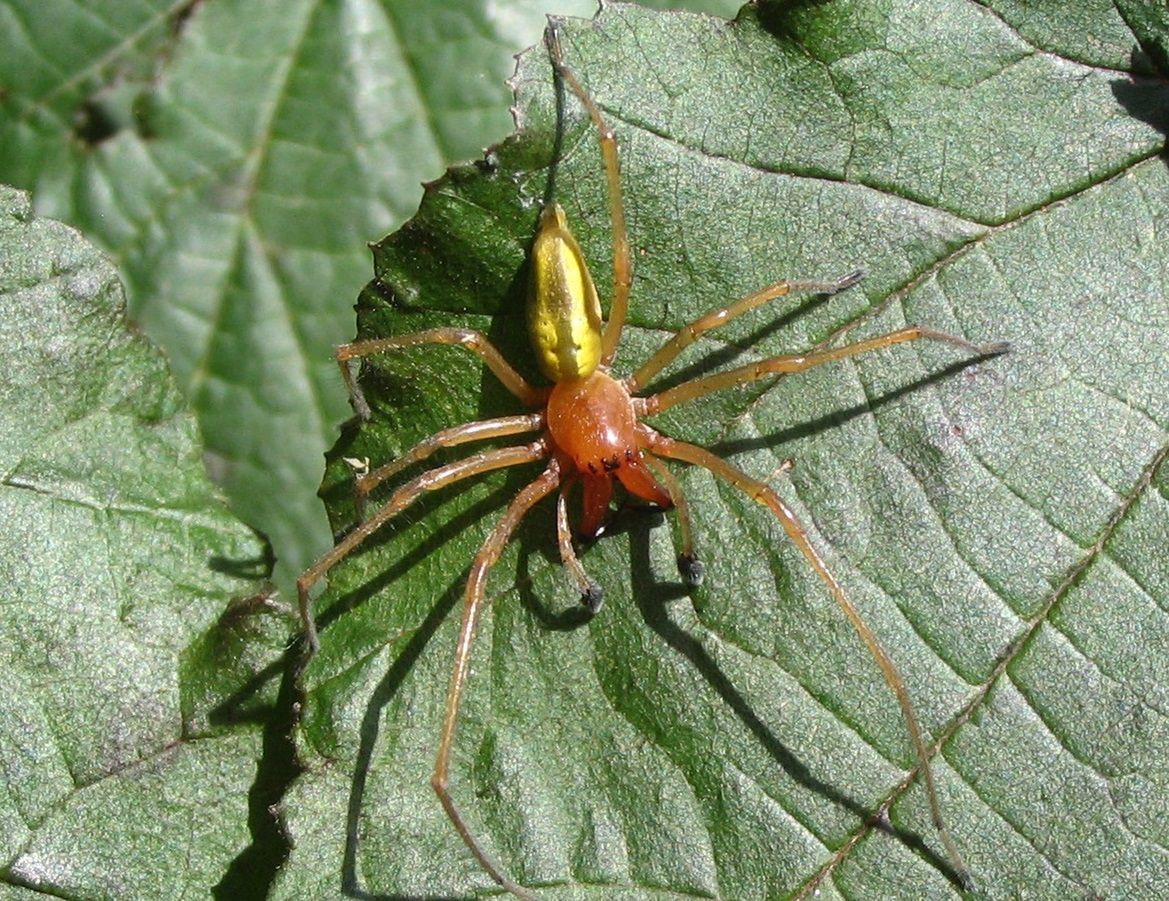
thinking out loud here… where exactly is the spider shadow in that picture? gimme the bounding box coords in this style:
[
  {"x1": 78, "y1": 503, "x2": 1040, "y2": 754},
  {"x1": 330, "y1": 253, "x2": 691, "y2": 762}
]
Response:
[
  {"x1": 598, "y1": 509, "x2": 963, "y2": 887},
  {"x1": 1110, "y1": 44, "x2": 1169, "y2": 170},
  {"x1": 208, "y1": 607, "x2": 304, "y2": 899},
  {"x1": 324, "y1": 349, "x2": 989, "y2": 897},
  {"x1": 711, "y1": 353, "x2": 1001, "y2": 458},
  {"x1": 312, "y1": 466, "x2": 504, "y2": 635},
  {"x1": 338, "y1": 577, "x2": 467, "y2": 901},
  {"x1": 512, "y1": 499, "x2": 599, "y2": 634},
  {"x1": 322, "y1": 262, "x2": 545, "y2": 899},
  {"x1": 319, "y1": 306, "x2": 995, "y2": 899},
  {"x1": 506, "y1": 487, "x2": 965, "y2": 889},
  {"x1": 333, "y1": 445, "x2": 619, "y2": 901}
]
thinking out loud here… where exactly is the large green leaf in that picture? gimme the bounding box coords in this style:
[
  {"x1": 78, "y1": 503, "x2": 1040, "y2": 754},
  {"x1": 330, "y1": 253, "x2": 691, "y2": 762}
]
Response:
[
  {"x1": 0, "y1": 0, "x2": 741, "y2": 593},
  {"x1": 0, "y1": 185, "x2": 283, "y2": 897},
  {"x1": 278, "y1": 2, "x2": 1169, "y2": 898}
]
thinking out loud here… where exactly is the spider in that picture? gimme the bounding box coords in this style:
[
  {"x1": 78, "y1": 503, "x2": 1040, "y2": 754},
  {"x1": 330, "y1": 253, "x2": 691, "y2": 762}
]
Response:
[{"x1": 297, "y1": 20, "x2": 1006, "y2": 900}]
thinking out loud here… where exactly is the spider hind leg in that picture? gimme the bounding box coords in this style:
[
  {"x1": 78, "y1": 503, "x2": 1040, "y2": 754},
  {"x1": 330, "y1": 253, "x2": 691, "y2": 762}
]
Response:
[
  {"x1": 641, "y1": 425, "x2": 971, "y2": 884},
  {"x1": 431, "y1": 463, "x2": 562, "y2": 901}
]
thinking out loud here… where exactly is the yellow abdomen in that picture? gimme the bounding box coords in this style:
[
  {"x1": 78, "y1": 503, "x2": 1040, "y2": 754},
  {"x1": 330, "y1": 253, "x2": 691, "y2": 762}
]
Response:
[{"x1": 527, "y1": 203, "x2": 603, "y2": 382}]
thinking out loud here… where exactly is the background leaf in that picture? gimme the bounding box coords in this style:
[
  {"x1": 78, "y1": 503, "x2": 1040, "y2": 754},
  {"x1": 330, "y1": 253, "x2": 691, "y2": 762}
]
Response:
[
  {"x1": 0, "y1": 0, "x2": 741, "y2": 593},
  {"x1": 0, "y1": 185, "x2": 281, "y2": 898},
  {"x1": 279, "y1": 2, "x2": 1169, "y2": 899}
]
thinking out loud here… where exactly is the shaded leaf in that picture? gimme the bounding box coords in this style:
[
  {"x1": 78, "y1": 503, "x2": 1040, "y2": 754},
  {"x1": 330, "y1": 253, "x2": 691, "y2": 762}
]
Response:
[{"x1": 0, "y1": 0, "x2": 742, "y2": 595}]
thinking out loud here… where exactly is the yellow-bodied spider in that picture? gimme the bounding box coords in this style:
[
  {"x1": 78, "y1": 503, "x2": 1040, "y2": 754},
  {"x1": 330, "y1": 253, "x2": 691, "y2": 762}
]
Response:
[{"x1": 298, "y1": 20, "x2": 1006, "y2": 899}]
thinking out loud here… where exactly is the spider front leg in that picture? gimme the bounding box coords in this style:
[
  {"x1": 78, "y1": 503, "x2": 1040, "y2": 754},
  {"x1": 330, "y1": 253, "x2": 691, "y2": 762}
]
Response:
[
  {"x1": 629, "y1": 269, "x2": 865, "y2": 392},
  {"x1": 297, "y1": 441, "x2": 547, "y2": 652},
  {"x1": 640, "y1": 425, "x2": 971, "y2": 886},
  {"x1": 644, "y1": 455, "x2": 704, "y2": 586},
  {"x1": 432, "y1": 461, "x2": 562, "y2": 901},
  {"x1": 336, "y1": 327, "x2": 547, "y2": 421},
  {"x1": 546, "y1": 21, "x2": 631, "y2": 364},
  {"x1": 643, "y1": 324, "x2": 1010, "y2": 415}
]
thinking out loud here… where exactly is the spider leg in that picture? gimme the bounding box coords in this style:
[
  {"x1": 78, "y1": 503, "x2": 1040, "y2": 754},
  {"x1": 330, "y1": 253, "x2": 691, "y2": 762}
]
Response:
[
  {"x1": 643, "y1": 454, "x2": 703, "y2": 586},
  {"x1": 545, "y1": 22, "x2": 631, "y2": 365},
  {"x1": 629, "y1": 269, "x2": 864, "y2": 391},
  {"x1": 640, "y1": 424, "x2": 970, "y2": 885},
  {"x1": 336, "y1": 328, "x2": 548, "y2": 420},
  {"x1": 643, "y1": 325, "x2": 1009, "y2": 416},
  {"x1": 297, "y1": 440, "x2": 548, "y2": 653},
  {"x1": 432, "y1": 460, "x2": 562, "y2": 901},
  {"x1": 353, "y1": 413, "x2": 545, "y2": 520},
  {"x1": 556, "y1": 477, "x2": 604, "y2": 613}
]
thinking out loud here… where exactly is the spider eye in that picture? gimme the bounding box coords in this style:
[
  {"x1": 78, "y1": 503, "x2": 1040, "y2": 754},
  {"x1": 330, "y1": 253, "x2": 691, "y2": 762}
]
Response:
[{"x1": 527, "y1": 203, "x2": 604, "y2": 382}]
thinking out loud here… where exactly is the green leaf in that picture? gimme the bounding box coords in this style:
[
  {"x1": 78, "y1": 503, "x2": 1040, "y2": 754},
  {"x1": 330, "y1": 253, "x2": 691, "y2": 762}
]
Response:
[
  {"x1": 0, "y1": 0, "x2": 742, "y2": 596},
  {"x1": 278, "y1": 2, "x2": 1169, "y2": 898},
  {"x1": 0, "y1": 185, "x2": 280, "y2": 897}
]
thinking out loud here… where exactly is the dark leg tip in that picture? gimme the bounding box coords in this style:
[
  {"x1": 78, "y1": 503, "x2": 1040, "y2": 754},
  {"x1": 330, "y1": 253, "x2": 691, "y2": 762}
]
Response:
[
  {"x1": 581, "y1": 582, "x2": 604, "y2": 615},
  {"x1": 576, "y1": 524, "x2": 603, "y2": 544},
  {"x1": 833, "y1": 268, "x2": 866, "y2": 293},
  {"x1": 544, "y1": 18, "x2": 564, "y2": 61},
  {"x1": 678, "y1": 554, "x2": 705, "y2": 587}
]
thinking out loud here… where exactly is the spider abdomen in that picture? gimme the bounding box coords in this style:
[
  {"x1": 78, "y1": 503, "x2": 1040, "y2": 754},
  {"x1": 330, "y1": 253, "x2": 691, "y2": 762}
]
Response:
[{"x1": 527, "y1": 203, "x2": 604, "y2": 383}]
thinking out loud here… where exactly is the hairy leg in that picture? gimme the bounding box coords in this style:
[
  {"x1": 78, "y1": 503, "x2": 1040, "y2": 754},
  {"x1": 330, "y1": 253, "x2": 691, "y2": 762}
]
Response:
[
  {"x1": 298, "y1": 441, "x2": 547, "y2": 652},
  {"x1": 352, "y1": 413, "x2": 544, "y2": 519},
  {"x1": 641, "y1": 424, "x2": 970, "y2": 885},
  {"x1": 336, "y1": 328, "x2": 547, "y2": 420},
  {"x1": 630, "y1": 270, "x2": 864, "y2": 391},
  {"x1": 545, "y1": 21, "x2": 631, "y2": 365},
  {"x1": 642, "y1": 325, "x2": 1008, "y2": 415},
  {"x1": 431, "y1": 463, "x2": 561, "y2": 901}
]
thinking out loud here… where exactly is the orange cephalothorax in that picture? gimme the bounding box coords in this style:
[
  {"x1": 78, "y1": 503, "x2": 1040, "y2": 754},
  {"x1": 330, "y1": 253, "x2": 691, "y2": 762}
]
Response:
[{"x1": 545, "y1": 370, "x2": 670, "y2": 535}]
